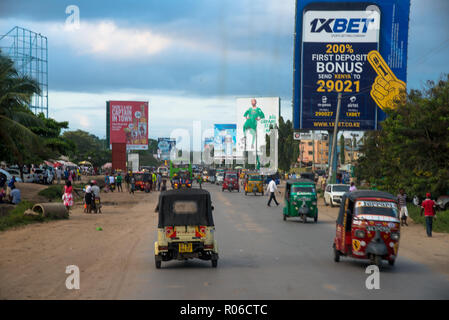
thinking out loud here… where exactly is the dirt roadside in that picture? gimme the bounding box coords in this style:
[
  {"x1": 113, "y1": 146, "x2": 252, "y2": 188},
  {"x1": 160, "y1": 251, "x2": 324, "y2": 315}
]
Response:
[
  {"x1": 317, "y1": 201, "x2": 449, "y2": 279},
  {"x1": 0, "y1": 187, "x2": 159, "y2": 299}
]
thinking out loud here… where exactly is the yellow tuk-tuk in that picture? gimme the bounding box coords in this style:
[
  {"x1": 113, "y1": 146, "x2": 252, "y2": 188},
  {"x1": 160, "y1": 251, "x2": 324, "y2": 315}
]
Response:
[
  {"x1": 244, "y1": 173, "x2": 264, "y2": 196},
  {"x1": 154, "y1": 189, "x2": 219, "y2": 268}
]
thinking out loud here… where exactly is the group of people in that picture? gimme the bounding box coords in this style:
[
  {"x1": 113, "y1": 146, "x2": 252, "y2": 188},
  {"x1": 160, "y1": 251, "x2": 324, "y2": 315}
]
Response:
[
  {"x1": 104, "y1": 173, "x2": 123, "y2": 192},
  {"x1": 0, "y1": 176, "x2": 21, "y2": 205},
  {"x1": 396, "y1": 189, "x2": 438, "y2": 237}
]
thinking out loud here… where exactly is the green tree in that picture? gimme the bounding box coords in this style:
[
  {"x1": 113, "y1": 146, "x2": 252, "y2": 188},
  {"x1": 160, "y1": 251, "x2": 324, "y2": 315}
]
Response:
[
  {"x1": 0, "y1": 53, "x2": 44, "y2": 178},
  {"x1": 63, "y1": 130, "x2": 111, "y2": 167},
  {"x1": 356, "y1": 75, "x2": 449, "y2": 197}
]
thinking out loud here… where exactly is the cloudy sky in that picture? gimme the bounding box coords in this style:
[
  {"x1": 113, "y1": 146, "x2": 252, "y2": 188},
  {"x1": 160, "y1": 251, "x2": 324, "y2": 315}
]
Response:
[{"x1": 0, "y1": 0, "x2": 448, "y2": 140}]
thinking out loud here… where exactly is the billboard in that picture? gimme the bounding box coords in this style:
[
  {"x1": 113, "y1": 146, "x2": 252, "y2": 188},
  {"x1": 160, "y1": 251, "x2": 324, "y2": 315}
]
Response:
[
  {"x1": 204, "y1": 137, "x2": 214, "y2": 151},
  {"x1": 293, "y1": 0, "x2": 410, "y2": 130},
  {"x1": 214, "y1": 124, "x2": 237, "y2": 158},
  {"x1": 108, "y1": 101, "x2": 149, "y2": 150},
  {"x1": 157, "y1": 138, "x2": 176, "y2": 161},
  {"x1": 236, "y1": 97, "x2": 280, "y2": 156}
]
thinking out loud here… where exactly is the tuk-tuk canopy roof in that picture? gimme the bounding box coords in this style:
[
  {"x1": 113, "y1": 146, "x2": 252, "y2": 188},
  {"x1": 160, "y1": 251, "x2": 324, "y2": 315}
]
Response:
[
  {"x1": 286, "y1": 179, "x2": 315, "y2": 185},
  {"x1": 345, "y1": 190, "x2": 396, "y2": 201},
  {"x1": 157, "y1": 189, "x2": 214, "y2": 228},
  {"x1": 337, "y1": 190, "x2": 396, "y2": 226}
]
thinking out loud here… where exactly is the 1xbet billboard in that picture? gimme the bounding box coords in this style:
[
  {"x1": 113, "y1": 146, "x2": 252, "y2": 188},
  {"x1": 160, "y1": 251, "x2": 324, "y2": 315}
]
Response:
[{"x1": 293, "y1": 0, "x2": 410, "y2": 130}]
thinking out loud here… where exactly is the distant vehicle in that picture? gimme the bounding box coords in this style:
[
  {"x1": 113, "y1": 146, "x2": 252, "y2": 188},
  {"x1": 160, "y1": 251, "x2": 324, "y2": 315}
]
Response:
[
  {"x1": 264, "y1": 173, "x2": 280, "y2": 185},
  {"x1": 216, "y1": 172, "x2": 224, "y2": 185},
  {"x1": 324, "y1": 184, "x2": 350, "y2": 207},
  {"x1": 4, "y1": 168, "x2": 24, "y2": 182},
  {"x1": 222, "y1": 171, "x2": 239, "y2": 192},
  {"x1": 436, "y1": 195, "x2": 449, "y2": 211},
  {"x1": 300, "y1": 172, "x2": 315, "y2": 181},
  {"x1": 157, "y1": 166, "x2": 169, "y2": 177},
  {"x1": 0, "y1": 169, "x2": 16, "y2": 185}
]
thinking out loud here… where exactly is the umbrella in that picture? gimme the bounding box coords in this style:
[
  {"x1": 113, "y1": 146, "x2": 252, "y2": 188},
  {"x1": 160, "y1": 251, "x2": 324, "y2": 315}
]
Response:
[
  {"x1": 79, "y1": 161, "x2": 92, "y2": 166},
  {"x1": 102, "y1": 162, "x2": 112, "y2": 169},
  {"x1": 234, "y1": 166, "x2": 243, "y2": 169},
  {"x1": 44, "y1": 160, "x2": 54, "y2": 167}
]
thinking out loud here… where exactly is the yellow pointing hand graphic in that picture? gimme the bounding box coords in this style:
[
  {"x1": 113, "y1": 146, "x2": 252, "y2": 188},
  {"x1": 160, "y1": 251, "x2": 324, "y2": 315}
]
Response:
[{"x1": 368, "y1": 50, "x2": 406, "y2": 110}]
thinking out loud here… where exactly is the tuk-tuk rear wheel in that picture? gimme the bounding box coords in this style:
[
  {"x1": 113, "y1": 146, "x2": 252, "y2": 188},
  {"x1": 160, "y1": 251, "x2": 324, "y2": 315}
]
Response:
[
  {"x1": 283, "y1": 215, "x2": 286, "y2": 221},
  {"x1": 302, "y1": 215, "x2": 307, "y2": 223},
  {"x1": 333, "y1": 247, "x2": 340, "y2": 262},
  {"x1": 314, "y1": 215, "x2": 318, "y2": 223},
  {"x1": 211, "y1": 259, "x2": 218, "y2": 268},
  {"x1": 388, "y1": 259, "x2": 395, "y2": 266},
  {"x1": 155, "y1": 257, "x2": 162, "y2": 269}
]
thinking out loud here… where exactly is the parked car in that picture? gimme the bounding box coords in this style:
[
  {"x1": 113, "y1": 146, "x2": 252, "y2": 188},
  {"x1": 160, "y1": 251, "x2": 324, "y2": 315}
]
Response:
[
  {"x1": 0, "y1": 169, "x2": 14, "y2": 186},
  {"x1": 5, "y1": 168, "x2": 27, "y2": 182},
  {"x1": 436, "y1": 195, "x2": 449, "y2": 211},
  {"x1": 324, "y1": 184, "x2": 350, "y2": 207}
]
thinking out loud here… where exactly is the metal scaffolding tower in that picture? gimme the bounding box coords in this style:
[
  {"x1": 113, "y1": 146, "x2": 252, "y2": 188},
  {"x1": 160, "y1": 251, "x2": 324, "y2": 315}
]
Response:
[{"x1": 0, "y1": 26, "x2": 48, "y2": 117}]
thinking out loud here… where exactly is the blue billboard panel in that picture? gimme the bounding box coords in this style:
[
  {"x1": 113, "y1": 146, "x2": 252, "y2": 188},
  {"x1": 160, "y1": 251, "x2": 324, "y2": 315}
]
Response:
[
  {"x1": 157, "y1": 138, "x2": 176, "y2": 160},
  {"x1": 214, "y1": 124, "x2": 237, "y2": 157},
  {"x1": 293, "y1": 0, "x2": 410, "y2": 130}
]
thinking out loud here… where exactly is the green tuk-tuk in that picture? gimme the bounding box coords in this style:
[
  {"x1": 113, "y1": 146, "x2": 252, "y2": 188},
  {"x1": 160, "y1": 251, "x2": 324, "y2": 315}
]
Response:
[{"x1": 283, "y1": 179, "x2": 318, "y2": 223}]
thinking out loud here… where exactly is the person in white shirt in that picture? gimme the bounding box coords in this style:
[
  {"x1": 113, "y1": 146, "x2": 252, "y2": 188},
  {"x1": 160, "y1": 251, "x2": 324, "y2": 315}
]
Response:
[
  {"x1": 266, "y1": 178, "x2": 281, "y2": 207},
  {"x1": 84, "y1": 184, "x2": 93, "y2": 213},
  {"x1": 109, "y1": 175, "x2": 115, "y2": 192}
]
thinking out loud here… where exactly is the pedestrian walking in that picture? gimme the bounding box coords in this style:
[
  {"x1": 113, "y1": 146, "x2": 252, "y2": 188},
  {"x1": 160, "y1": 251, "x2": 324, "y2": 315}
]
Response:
[
  {"x1": 84, "y1": 183, "x2": 93, "y2": 213},
  {"x1": 349, "y1": 182, "x2": 357, "y2": 192},
  {"x1": 56, "y1": 167, "x2": 62, "y2": 184},
  {"x1": 130, "y1": 175, "x2": 136, "y2": 194},
  {"x1": 266, "y1": 178, "x2": 280, "y2": 207},
  {"x1": 152, "y1": 172, "x2": 157, "y2": 191},
  {"x1": 62, "y1": 180, "x2": 74, "y2": 213},
  {"x1": 116, "y1": 173, "x2": 123, "y2": 192},
  {"x1": 421, "y1": 192, "x2": 437, "y2": 237},
  {"x1": 157, "y1": 173, "x2": 162, "y2": 191},
  {"x1": 397, "y1": 189, "x2": 408, "y2": 226},
  {"x1": 125, "y1": 172, "x2": 130, "y2": 192},
  {"x1": 161, "y1": 179, "x2": 167, "y2": 192}
]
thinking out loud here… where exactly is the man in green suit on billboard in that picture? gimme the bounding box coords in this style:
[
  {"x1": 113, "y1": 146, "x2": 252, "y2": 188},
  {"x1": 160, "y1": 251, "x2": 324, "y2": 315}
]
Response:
[{"x1": 243, "y1": 98, "x2": 265, "y2": 150}]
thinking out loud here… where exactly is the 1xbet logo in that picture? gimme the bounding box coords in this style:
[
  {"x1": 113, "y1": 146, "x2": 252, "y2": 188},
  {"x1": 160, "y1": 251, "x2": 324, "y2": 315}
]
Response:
[{"x1": 310, "y1": 18, "x2": 375, "y2": 33}]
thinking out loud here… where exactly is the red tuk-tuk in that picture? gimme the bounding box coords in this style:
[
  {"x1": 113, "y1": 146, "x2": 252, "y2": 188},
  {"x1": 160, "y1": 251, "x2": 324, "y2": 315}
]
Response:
[
  {"x1": 333, "y1": 190, "x2": 401, "y2": 268},
  {"x1": 222, "y1": 171, "x2": 239, "y2": 192}
]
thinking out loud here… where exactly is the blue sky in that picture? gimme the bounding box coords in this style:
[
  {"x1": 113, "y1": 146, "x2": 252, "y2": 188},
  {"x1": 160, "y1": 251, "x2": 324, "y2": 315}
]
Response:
[{"x1": 0, "y1": 0, "x2": 448, "y2": 140}]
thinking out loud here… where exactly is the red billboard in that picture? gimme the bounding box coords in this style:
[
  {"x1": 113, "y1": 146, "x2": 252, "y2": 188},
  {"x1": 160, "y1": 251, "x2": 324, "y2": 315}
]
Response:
[{"x1": 109, "y1": 101, "x2": 148, "y2": 150}]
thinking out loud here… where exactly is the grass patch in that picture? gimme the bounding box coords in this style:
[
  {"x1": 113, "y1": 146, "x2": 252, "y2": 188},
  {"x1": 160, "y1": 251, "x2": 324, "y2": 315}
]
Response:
[
  {"x1": 0, "y1": 200, "x2": 43, "y2": 231},
  {"x1": 38, "y1": 185, "x2": 63, "y2": 201},
  {"x1": 407, "y1": 204, "x2": 449, "y2": 233}
]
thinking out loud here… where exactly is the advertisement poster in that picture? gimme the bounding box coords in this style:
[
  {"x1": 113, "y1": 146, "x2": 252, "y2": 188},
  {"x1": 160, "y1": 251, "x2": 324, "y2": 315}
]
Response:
[
  {"x1": 236, "y1": 97, "x2": 280, "y2": 156},
  {"x1": 109, "y1": 101, "x2": 149, "y2": 150},
  {"x1": 293, "y1": 0, "x2": 411, "y2": 130},
  {"x1": 157, "y1": 138, "x2": 176, "y2": 160},
  {"x1": 214, "y1": 124, "x2": 237, "y2": 159}
]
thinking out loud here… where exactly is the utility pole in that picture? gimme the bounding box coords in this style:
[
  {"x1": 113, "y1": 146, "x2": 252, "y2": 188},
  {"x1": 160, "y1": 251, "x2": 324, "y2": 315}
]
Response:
[
  {"x1": 328, "y1": 92, "x2": 342, "y2": 184},
  {"x1": 312, "y1": 131, "x2": 315, "y2": 172}
]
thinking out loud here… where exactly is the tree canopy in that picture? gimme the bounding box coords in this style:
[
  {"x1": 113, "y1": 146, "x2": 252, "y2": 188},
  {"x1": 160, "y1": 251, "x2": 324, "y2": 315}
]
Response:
[{"x1": 355, "y1": 75, "x2": 449, "y2": 198}]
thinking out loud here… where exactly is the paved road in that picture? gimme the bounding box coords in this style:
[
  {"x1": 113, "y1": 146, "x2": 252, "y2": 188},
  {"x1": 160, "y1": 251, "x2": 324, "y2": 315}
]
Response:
[{"x1": 117, "y1": 184, "x2": 449, "y2": 299}]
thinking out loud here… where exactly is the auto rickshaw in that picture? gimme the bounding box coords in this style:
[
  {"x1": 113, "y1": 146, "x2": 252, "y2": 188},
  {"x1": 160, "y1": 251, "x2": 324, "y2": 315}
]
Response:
[
  {"x1": 154, "y1": 189, "x2": 219, "y2": 268},
  {"x1": 222, "y1": 171, "x2": 239, "y2": 192},
  {"x1": 333, "y1": 190, "x2": 401, "y2": 268},
  {"x1": 244, "y1": 173, "x2": 263, "y2": 196},
  {"x1": 283, "y1": 179, "x2": 318, "y2": 223}
]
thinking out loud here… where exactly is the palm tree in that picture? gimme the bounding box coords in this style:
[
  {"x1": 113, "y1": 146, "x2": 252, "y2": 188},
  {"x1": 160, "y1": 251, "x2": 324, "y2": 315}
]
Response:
[{"x1": 0, "y1": 52, "x2": 43, "y2": 179}]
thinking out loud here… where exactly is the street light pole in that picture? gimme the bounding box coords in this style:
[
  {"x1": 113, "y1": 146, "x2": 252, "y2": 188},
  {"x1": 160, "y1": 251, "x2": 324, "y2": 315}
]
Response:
[{"x1": 328, "y1": 92, "x2": 342, "y2": 184}]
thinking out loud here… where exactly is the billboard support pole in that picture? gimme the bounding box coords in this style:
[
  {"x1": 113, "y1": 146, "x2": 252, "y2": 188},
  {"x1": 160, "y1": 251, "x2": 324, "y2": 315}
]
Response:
[{"x1": 328, "y1": 92, "x2": 342, "y2": 185}]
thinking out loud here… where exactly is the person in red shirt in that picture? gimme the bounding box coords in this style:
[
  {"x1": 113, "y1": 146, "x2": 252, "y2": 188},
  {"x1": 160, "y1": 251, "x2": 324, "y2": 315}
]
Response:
[{"x1": 421, "y1": 193, "x2": 437, "y2": 237}]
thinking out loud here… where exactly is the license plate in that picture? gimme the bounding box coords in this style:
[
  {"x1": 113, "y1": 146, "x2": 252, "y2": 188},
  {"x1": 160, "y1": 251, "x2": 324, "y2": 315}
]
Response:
[
  {"x1": 95, "y1": 199, "x2": 100, "y2": 204},
  {"x1": 179, "y1": 243, "x2": 193, "y2": 253}
]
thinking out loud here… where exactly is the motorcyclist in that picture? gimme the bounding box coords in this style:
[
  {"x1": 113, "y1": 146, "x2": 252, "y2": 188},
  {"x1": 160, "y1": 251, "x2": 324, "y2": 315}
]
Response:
[{"x1": 91, "y1": 180, "x2": 101, "y2": 213}]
